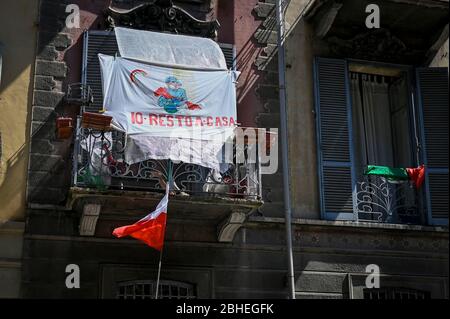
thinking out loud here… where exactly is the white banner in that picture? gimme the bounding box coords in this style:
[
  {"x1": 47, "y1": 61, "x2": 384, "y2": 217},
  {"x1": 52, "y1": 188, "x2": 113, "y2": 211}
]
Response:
[
  {"x1": 100, "y1": 54, "x2": 239, "y2": 142},
  {"x1": 114, "y1": 27, "x2": 228, "y2": 70}
]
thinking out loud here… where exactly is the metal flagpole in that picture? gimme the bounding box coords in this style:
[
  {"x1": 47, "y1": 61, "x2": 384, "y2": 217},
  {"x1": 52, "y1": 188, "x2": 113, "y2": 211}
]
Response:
[
  {"x1": 155, "y1": 159, "x2": 172, "y2": 299},
  {"x1": 155, "y1": 244, "x2": 164, "y2": 299},
  {"x1": 276, "y1": 0, "x2": 296, "y2": 299}
]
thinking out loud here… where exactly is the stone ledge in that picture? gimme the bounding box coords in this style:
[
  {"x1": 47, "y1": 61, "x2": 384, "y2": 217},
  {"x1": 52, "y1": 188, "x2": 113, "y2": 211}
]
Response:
[
  {"x1": 0, "y1": 221, "x2": 25, "y2": 234},
  {"x1": 68, "y1": 187, "x2": 263, "y2": 211},
  {"x1": 0, "y1": 259, "x2": 22, "y2": 269},
  {"x1": 247, "y1": 216, "x2": 449, "y2": 233}
]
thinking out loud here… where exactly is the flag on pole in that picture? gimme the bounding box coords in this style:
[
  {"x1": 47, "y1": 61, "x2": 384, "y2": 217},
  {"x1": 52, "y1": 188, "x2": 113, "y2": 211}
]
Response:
[{"x1": 112, "y1": 188, "x2": 169, "y2": 251}]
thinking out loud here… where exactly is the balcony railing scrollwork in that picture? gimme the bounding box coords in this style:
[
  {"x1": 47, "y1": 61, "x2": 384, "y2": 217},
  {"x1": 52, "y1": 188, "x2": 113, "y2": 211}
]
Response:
[
  {"x1": 356, "y1": 175, "x2": 421, "y2": 224},
  {"x1": 72, "y1": 117, "x2": 263, "y2": 201}
]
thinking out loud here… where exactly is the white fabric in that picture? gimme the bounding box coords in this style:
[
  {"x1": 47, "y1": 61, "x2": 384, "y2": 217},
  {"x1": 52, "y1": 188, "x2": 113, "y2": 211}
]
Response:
[
  {"x1": 125, "y1": 135, "x2": 231, "y2": 172},
  {"x1": 141, "y1": 187, "x2": 169, "y2": 222},
  {"x1": 100, "y1": 54, "x2": 238, "y2": 142},
  {"x1": 389, "y1": 77, "x2": 413, "y2": 167},
  {"x1": 361, "y1": 75, "x2": 394, "y2": 168},
  {"x1": 115, "y1": 27, "x2": 228, "y2": 70},
  {"x1": 80, "y1": 132, "x2": 112, "y2": 185},
  {"x1": 351, "y1": 73, "x2": 397, "y2": 176}
]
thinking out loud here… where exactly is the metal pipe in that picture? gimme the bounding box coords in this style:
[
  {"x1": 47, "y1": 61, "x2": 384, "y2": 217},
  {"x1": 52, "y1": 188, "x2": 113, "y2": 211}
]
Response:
[{"x1": 276, "y1": 0, "x2": 296, "y2": 300}]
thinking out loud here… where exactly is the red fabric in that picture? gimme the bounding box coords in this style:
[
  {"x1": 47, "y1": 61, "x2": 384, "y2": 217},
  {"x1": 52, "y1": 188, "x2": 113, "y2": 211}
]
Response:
[
  {"x1": 154, "y1": 87, "x2": 173, "y2": 99},
  {"x1": 406, "y1": 165, "x2": 426, "y2": 189},
  {"x1": 130, "y1": 69, "x2": 147, "y2": 83},
  {"x1": 186, "y1": 101, "x2": 202, "y2": 110},
  {"x1": 113, "y1": 211, "x2": 167, "y2": 251}
]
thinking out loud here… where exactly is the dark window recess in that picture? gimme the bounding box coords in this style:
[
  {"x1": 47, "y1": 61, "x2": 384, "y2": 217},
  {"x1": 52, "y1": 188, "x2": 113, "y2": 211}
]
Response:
[
  {"x1": 82, "y1": 31, "x2": 235, "y2": 113},
  {"x1": 116, "y1": 280, "x2": 196, "y2": 299},
  {"x1": 363, "y1": 288, "x2": 431, "y2": 300}
]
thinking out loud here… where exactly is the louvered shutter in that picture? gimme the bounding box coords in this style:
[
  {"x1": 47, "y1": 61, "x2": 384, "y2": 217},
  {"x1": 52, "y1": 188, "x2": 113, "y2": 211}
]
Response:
[
  {"x1": 82, "y1": 30, "x2": 235, "y2": 112},
  {"x1": 416, "y1": 68, "x2": 449, "y2": 226},
  {"x1": 218, "y1": 43, "x2": 236, "y2": 70},
  {"x1": 82, "y1": 31, "x2": 119, "y2": 112},
  {"x1": 314, "y1": 58, "x2": 356, "y2": 221}
]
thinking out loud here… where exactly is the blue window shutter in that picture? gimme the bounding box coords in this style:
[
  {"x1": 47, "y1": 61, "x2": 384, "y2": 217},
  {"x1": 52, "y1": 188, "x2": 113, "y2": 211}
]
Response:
[
  {"x1": 314, "y1": 57, "x2": 356, "y2": 221},
  {"x1": 416, "y1": 67, "x2": 449, "y2": 226}
]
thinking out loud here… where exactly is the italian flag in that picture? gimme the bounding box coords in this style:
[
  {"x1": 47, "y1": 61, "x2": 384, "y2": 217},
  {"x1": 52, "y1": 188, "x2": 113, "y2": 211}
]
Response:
[
  {"x1": 113, "y1": 188, "x2": 169, "y2": 251},
  {"x1": 364, "y1": 165, "x2": 426, "y2": 189}
]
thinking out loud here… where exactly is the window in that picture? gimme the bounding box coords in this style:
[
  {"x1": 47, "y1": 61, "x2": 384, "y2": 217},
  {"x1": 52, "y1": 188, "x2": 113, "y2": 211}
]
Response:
[
  {"x1": 314, "y1": 58, "x2": 448, "y2": 225},
  {"x1": 349, "y1": 67, "x2": 419, "y2": 224},
  {"x1": 116, "y1": 280, "x2": 196, "y2": 299},
  {"x1": 363, "y1": 287, "x2": 430, "y2": 300}
]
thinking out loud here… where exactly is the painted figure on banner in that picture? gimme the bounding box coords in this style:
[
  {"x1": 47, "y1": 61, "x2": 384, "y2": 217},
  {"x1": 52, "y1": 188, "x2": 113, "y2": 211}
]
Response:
[{"x1": 154, "y1": 76, "x2": 202, "y2": 114}]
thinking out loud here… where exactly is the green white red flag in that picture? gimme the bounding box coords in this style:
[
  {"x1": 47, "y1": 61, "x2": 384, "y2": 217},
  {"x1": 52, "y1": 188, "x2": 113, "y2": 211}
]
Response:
[{"x1": 365, "y1": 165, "x2": 426, "y2": 188}]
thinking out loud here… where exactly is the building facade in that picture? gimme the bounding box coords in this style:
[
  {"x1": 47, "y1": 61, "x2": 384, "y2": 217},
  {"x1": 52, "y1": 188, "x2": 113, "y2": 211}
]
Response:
[
  {"x1": 0, "y1": 0, "x2": 447, "y2": 299},
  {"x1": 0, "y1": 0, "x2": 39, "y2": 298}
]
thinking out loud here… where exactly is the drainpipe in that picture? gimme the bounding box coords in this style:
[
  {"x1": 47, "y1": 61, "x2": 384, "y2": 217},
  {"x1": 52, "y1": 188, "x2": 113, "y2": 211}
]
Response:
[{"x1": 276, "y1": 0, "x2": 296, "y2": 300}]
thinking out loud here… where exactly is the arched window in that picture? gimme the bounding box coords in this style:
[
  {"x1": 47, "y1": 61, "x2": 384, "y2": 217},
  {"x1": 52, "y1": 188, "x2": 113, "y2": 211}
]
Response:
[{"x1": 116, "y1": 280, "x2": 196, "y2": 299}]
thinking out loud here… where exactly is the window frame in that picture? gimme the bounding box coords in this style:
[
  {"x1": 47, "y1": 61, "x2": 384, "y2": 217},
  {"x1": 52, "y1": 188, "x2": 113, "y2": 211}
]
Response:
[
  {"x1": 315, "y1": 57, "x2": 446, "y2": 225},
  {"x1": 116, "y1": 279, "x2": 197, "y2": 299},
  {"x1": 363, "y1": 287, "x2": 431, "y2": 300},
  {"x1": 347, "y1": 59, "x2": 418, "y2": 170}
]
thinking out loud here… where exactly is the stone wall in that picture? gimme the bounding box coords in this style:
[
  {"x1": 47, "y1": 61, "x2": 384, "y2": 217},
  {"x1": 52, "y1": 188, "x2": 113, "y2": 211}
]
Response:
[
  {"x1": 21, "y1": 207, "x2": 449, "y2": 298},
  {"x1": 27, "y1": 0, "x2": 75, "y2": 205}
]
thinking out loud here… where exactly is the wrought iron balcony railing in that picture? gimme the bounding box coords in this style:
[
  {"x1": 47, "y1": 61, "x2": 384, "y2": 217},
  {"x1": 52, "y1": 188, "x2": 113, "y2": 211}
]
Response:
[
  {"x1": 356, "y1": 175, "x2": 422, "y2": 224},
  {"x1": 72, "y1": 117, "x2": 263, "y2": 201}
]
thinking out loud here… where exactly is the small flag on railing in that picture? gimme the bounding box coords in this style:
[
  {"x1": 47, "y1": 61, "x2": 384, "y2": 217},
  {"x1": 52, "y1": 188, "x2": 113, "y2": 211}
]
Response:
[
  {"x1": 112, "y1": 187, "x2": 169, "y2": 251},
  {"x1": 364, "y1": 165, "x2": 426, "y2": 189}
]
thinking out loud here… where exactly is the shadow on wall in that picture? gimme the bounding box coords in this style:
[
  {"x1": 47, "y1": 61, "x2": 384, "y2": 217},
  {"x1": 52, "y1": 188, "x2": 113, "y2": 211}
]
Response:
[
  {"x1": 0, "y1": 0, "x2": 114, "y2": 210},
  {"x1": 0, "y1": 0, "x2": 39, "y2": 221},
  {"x1": 0, "y1": 145, "x2": 28, "y2": 221},
  {"x1": 23, "y1": 0, "x2": 115, "y2": 206}
]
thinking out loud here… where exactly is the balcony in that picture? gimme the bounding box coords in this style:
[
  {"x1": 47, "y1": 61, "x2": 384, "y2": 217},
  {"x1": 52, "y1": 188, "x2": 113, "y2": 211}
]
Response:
[
  {"x1": 356, "y1": 175, "x2": 423, "y2": 225},
  {"x1": 68, "y1": 111, "x2": 264, "y2": 242}
]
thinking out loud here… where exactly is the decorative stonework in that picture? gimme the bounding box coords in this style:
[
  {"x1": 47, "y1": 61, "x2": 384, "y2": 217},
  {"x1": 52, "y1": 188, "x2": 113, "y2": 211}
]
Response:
[
  {"x1": 326, "y1": 28, "x2": 421, "y2": 64},
  {"x1": 27, "y1": 0, "x2": 73, "y2": 205},
  {"x1": 107, "y1": 0, "x2": 220, "y2": 38},
  {"x1": 79, "y1": 204, "x2": 102, "y2": 236},
  {"x1": 217, "y1": 209, "x2": 249, "y2": 243}
]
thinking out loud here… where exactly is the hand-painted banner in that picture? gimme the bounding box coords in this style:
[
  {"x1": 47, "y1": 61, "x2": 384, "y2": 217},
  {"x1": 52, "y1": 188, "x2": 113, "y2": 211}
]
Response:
[{"x1": 99, "y1": 54, "x2": 239, "y2": 141}]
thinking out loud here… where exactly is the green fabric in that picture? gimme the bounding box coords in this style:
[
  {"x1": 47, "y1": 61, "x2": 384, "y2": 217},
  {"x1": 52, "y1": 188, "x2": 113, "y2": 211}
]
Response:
[
  {"x1": 364, "y1": 165, "x2": 409, "y2": 181},
  {"x1": 78, "y1": 168, "x2": 107, "y2": 191}
]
